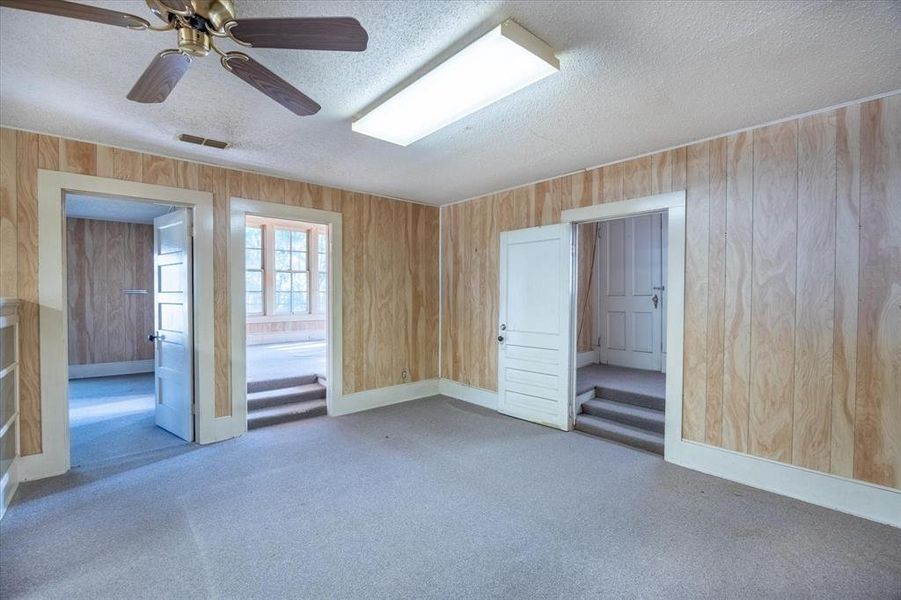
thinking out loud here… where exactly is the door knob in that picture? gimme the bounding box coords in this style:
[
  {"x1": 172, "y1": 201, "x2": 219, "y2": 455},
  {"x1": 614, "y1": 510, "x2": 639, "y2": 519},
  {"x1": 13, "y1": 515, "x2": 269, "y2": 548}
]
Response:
[
  {"x1": 497, "y1": 335, "x2": 504, "y2": 342},
  {"x1": 148, "y1": 333, "x2": 164, "y2": 342},
  {"x1": 652, "y1": 294, "x2": 659, "y2": 309}
]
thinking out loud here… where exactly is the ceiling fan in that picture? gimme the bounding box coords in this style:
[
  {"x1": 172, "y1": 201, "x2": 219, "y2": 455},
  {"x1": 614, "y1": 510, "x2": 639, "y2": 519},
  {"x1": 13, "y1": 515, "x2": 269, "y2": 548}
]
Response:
[{"x1": 0, "y1": 0, "x2": 368, "y2": 116}]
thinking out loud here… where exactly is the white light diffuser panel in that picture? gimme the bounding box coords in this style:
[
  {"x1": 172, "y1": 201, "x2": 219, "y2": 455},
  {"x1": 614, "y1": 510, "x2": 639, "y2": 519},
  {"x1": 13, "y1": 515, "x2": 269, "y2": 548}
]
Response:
[{"x1": 352, "y1": 20, "x2": 559, "y2": 146}]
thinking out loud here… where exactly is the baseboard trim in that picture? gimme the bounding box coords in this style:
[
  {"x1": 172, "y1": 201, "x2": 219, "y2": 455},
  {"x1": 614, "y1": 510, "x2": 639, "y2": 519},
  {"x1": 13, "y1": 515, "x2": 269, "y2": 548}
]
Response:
[
  {"x1": 333, "y1": 378, "x2": 440, "y2": 416},
  {"x1": 666, "y1": 438, "x2": 901, "y2": 528},
  {"x1": 576, "y1": 350, "x2": 599, "y2": 368},
  {"x1": 68, "y1": 360, "x2": 153, "y2": 379},
  {"x1": 438, "y1": 379, "x2": 498, "y2": 410}
]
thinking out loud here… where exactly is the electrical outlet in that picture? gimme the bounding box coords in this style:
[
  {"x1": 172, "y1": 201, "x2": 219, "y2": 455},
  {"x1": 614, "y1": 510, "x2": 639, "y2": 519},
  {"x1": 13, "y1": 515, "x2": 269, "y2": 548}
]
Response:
[{"x1": 401, "y1": 369, "x2": 409, "y2": 383}]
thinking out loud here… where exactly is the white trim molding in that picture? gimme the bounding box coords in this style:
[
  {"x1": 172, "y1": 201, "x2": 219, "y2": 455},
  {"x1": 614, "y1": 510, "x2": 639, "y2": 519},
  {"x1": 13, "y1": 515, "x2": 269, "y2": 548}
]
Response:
[
  {"x1": 229, "y1": 199, "x2": 343, "y2": 425},
  {"x1": 438, "y1": 379, "x2": 498, "y2": 411},
  {"x1": 68, "y1": 360, "x2": 154, "y2": 379},
  {"x1": 668, "y1": 439, "x2": 901, "y2": 528},
  {"x1": 27, "y1": 170, "x2": 218, "y2": 482},
  {"x1": 335, "y1": 379, "x2": 440, "y2": 416},
  {"x1": 576, "y1": 350, "x2": 599, "y2": 368}
]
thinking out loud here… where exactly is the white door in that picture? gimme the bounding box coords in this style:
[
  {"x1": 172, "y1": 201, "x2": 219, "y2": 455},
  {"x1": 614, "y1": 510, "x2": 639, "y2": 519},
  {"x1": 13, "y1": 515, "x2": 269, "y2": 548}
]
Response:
[
  {"x1": 497, "y1": 224, "x2": 573, "y2": 431},
  {"x1": 599, "y1": 213, "x2": 664, "y2": 371},
  {"x1": 152, "y1": 209, "x2": 194, "y2": 441}
]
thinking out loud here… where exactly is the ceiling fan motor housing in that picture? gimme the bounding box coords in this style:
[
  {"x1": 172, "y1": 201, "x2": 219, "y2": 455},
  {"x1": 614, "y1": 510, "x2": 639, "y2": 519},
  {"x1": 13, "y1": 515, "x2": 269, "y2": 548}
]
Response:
[{"x1": 177, "y1": 27, "x2": 210, "y2": 57}]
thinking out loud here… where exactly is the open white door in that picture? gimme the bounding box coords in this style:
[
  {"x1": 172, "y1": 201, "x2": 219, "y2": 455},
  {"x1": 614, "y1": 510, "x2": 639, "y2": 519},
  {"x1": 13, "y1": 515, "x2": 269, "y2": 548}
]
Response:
[
  {"x1": 598, "y1": 213, "x2": 664, "y2": 371},
  {"x1": 152, "y1": 209, "x2": 194, "y2": 441},
  {"x1": 497, "y1": 224, "x2": 573, "y2": 431}
]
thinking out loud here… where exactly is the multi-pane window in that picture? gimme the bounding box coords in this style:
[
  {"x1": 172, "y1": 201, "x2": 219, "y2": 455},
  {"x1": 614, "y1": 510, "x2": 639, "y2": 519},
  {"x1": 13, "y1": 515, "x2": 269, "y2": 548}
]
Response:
[
  {"x1": 316, "y1": 232, "x2": 328, "y2": 313},
  {"x1": 274, "y1": 229, "x2": 309, "y2": 315},
  {"x1": 245, "y1": 226, "x2": 264, "y2": 315}
]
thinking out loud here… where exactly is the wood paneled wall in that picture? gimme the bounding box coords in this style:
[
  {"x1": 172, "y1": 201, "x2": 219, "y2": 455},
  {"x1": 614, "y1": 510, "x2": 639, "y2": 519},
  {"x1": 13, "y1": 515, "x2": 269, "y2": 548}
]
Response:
[
  {"x1": 440, "y1": 94, "x2": 901, "y2": 490},
  {"x1": 0, "y1": 129, "x2": 439, "y2": 456},
  {"x1": 66, "y1": 218, "x2": 154, "y2": 365}
]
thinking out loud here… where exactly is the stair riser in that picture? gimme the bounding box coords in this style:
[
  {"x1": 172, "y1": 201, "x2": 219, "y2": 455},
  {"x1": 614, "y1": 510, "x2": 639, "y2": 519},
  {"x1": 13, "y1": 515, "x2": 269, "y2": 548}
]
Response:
[
  {"x1": 247, "y1": 405, "x2": 327, "y2": 430},
  {"x1": 247, "y1": 375, "x2": 321, "y2": 394},
  {"x1": 248, "y1": 388, "x2": 326, "y2": 411},
  {"x1": 582, "y1": 404, "x2": 664, "y2": 433},
  {"x1": 575, "y1": 421, "x2": 664, "y2": 455},
  {"x1": 596, "y1": 386, "x2": 665, "y2": 411}
]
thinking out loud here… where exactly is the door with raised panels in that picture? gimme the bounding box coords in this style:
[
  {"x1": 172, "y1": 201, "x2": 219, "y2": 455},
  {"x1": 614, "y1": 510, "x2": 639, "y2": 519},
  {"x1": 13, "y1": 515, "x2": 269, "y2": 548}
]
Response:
[
  {"x1": 497, "y1": 224, "x2": 573, "y2": 431},
  {"x1": 152, "y1": 209, "x2": 194, "y2": 441},
  {"x1": 599, "y1": 213, "x2": 664, "y2": 371}
]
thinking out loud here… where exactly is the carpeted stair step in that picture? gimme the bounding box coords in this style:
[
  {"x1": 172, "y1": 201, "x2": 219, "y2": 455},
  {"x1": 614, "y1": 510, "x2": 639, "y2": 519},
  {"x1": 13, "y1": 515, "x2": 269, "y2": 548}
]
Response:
[
  {"x1": 581, "y1": 398, "x2": 664, "y2": 433},
  {"x1": 574, "y1": 414, "x2": 664, "y2": 455},
  {"x1": 247, "y1": 399, "x2": 327, "y2": 430},
  {"x1": 247, "y1": 383, "x2": 326, "y2": 411},
  {"x1": 594, "y1": 385, "x2": 664, "y2": 412},
  {"x1": 247, "y1": 374, "x2": 321, "y2": 394}
]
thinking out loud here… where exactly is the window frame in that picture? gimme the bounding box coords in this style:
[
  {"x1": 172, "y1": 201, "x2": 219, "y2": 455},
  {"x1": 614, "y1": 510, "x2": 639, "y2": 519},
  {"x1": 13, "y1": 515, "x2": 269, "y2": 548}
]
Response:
[
  {"x1": 245, "y1": 216, "x2": 328, "y2": 322},
  {"x1": 244, "y1": 224, "x2": 265, "y2": 316}
]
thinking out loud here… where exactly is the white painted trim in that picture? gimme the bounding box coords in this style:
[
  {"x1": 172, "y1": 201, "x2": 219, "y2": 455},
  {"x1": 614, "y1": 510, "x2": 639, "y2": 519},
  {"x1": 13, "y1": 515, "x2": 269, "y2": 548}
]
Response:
[
  {"x1": 68, "y1": 360, "x2": 154, "y2": 379},
  {"x1": 438, "y1": 379, "x2": 498, "y2": 410},
  {"x1": 229, "y1": 199, "x2": 343, "y2": 427},
  {"x1": 29, "y1": 170, "x2": 218, "y2": 482},
  {"x1": 575, "y1": 388, "x2": 595, "y2": 410},
  {"x1": 334, "y1": 379, "x2": 439, "y2": 416},
  {"x1": 576, "y1": 350, "x2": 598, "y2": 368},
  {"x1": 669, "y1": 440, "x2": 901, "y2": 528},
  {"x1": 561, "y1": 191, "x2": 686, "y2": 224}
]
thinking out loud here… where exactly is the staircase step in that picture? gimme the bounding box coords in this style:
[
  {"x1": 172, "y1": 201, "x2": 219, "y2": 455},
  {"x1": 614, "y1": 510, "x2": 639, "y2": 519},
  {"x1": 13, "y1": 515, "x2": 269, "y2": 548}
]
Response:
[
  {"x1": 247, "y1": 374, "x2": 321, "y2": 394},
  {"x1": 247, "y1": 399, "x2": 327, "y2": 430},
  {"x1": 581, "y1": 399, "x2": 664, "y2": 433},
  {"x1": 595, "y1": 385, "x2": 665, "y2": 412},
  {"x1": 574, "y1": 414, "x2": 664, "y2": 455},
  {"x1": 248, "y1": 383, "x2": 326, "y2": 411}
]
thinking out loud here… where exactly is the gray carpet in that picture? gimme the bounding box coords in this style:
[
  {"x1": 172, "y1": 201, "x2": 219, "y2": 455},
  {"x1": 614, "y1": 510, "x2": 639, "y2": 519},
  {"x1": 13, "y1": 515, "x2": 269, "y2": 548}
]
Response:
[
  {"x1": 246, "y1": 341, "x2": 327, "y2": 384},
  {"x1": 576, "y1": 363, "x2": 666, "y2": 397},
  {"x1": 68, "y1": 374, "x2": 188, "y2": 467},
  {"x1": 2, "y1": 396, "x2": 899, "y2": 599}
]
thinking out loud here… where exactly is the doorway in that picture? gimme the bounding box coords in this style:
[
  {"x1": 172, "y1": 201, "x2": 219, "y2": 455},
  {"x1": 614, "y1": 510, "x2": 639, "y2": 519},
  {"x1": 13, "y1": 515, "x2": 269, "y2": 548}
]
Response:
[
  {"x1": 243, "y1": 216, "x2": 329, "y2": 429},
  {"x1": 572, "y1": 212, "x2": 667, "y2": 455},
  {"x1": 64, "y1": 194, "x2": 194, "y2": 466}
]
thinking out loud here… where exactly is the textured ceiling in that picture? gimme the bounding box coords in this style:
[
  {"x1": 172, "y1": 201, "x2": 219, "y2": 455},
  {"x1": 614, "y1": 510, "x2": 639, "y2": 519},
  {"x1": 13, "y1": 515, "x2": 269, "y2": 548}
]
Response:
[
  {"x1": 66, "y1": 193, "x2": 173, "y2": 224},
  {"x1": 2, "y1": 1, "x2": 900, "y2": 205}
]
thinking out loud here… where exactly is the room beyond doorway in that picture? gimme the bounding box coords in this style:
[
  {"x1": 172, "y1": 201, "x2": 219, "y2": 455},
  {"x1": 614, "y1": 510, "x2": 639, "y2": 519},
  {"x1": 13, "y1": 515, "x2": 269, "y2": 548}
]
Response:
[
  {"x1": 65, "y1": 193, "x2": 193, "y2": 467},
  {"x1": 243, "y1": 216, "x2": 330, "y2": 429}
]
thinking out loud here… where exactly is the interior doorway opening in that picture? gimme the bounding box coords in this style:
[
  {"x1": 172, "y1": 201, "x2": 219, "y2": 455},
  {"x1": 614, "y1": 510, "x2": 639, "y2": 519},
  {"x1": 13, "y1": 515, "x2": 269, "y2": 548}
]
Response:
[
  {"x1": 243, "y1": 216, "x2": 329, "y2": 430},
  {"x1": 573, "y1": 211, "x2": 668, "y2": 455},
  {"x1": 64, "y1": 193, "x2": 193, "y2": 468}
]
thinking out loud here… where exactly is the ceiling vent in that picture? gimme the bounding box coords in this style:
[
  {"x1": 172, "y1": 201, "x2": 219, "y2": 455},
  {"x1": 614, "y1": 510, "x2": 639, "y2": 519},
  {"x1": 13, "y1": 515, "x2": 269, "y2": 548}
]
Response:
[{"x1": 178, "y1": 133, "x2": 230, "y2": 150}]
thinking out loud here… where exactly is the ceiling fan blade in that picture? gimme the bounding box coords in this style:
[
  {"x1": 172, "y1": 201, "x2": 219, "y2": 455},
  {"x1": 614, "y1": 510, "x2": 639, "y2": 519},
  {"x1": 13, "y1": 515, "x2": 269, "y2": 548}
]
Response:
[
  {"x1": 223, "y1": 53, "x2": 321, "y2": 116},
  {"x1": 230, "y1": 17, "x2": 368, "y2": 51},
  {"x1": 0, "y1": 0, "x2": 150, "y2": 29},
  {"x1": 127, "y1": 51, "x2": 191, "y2": 103}
]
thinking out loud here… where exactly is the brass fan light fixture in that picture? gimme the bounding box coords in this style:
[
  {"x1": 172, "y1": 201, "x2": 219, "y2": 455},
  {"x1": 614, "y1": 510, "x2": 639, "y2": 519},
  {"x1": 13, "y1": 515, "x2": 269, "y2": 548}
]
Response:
[{"x1": 0, "y1": 0, "x2": 369, "y2": 116}]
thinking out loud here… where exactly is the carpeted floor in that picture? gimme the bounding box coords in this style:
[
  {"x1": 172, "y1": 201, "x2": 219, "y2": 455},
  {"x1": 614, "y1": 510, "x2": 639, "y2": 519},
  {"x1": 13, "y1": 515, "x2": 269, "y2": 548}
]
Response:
[
  {"x1": 246, "y1": 341, "x2": 327, "y2": 383},
  {"x1": 576, "y1": 363, "x2": 666, "y2": 397},
  {"x1": 68, "y1": 374, "x2": 188, "y2": 467},
  {"x1": 2, "y1": 396, "x2": 899, "y2": 599}
]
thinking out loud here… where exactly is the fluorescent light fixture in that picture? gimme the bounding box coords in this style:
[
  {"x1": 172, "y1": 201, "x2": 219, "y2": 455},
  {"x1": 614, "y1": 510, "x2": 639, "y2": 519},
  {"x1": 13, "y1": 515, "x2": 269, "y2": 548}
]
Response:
[{"x1": 352, "y1": 19, "x2": 559, "y2": 146}]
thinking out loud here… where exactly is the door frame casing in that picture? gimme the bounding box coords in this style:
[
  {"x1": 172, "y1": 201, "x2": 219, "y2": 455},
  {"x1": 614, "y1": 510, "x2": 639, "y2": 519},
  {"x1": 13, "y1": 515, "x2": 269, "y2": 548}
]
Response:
[
  {"x1": 26, "y1": 170, "x2": 218, "y2": 481},
  {"x1": 562, "y1": 190, "x2": 686, "y2": 450},
  {"x1": 228, "y1": 198, "x2": 343, "y2": 424}
]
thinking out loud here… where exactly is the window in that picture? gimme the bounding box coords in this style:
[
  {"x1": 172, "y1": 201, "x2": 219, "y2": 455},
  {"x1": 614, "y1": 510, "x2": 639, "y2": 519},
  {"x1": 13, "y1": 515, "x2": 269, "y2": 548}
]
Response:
[
  {"x1": 316, "y1": 232, "x2": 328, "y2": 313},
  {"x1": 244, "y1": 218, "x2": 328, "y2": 319},
  {"x1": 245, "y1": 226, "x2": 264, "y2": 315},
  {"x1": 274, "y1": 229, "x2": 309, "y2": 315}
]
